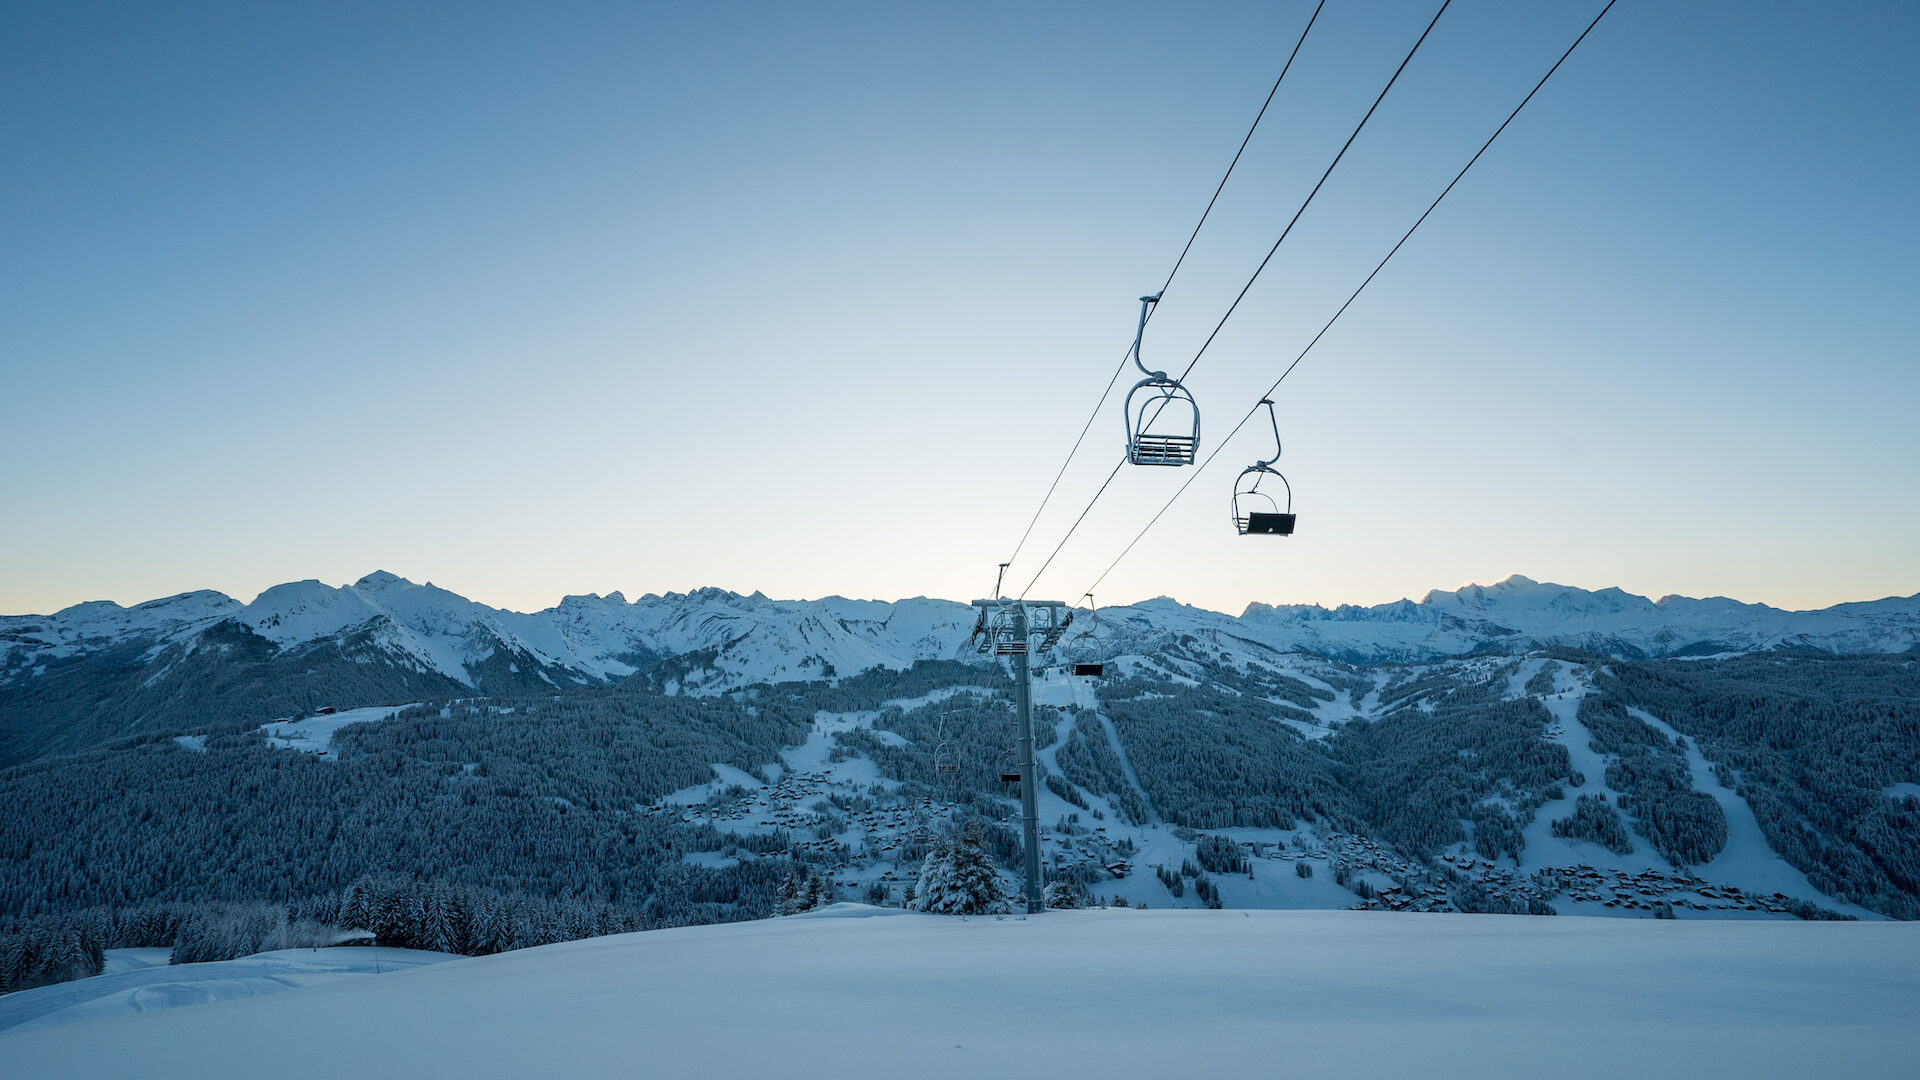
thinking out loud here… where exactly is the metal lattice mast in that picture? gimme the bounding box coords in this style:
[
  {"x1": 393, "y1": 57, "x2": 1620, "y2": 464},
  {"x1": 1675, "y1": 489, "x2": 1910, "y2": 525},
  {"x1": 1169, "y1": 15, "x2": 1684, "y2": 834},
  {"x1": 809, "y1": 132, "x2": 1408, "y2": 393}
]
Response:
[
  {"x1": 971, "y1": 598, "x2": 1070, "y2": 914},
  {"x1": 1010, "y1": 609, "x2": 1042, "y2": 913}
]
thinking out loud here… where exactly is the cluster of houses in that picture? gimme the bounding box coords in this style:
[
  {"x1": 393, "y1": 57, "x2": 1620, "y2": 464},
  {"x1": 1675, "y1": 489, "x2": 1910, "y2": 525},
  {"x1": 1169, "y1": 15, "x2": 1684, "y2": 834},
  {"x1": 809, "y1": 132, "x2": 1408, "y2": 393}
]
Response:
[
  {"x1": 1338, "y1": 848, "x2": 1815, "y2": 916},
  {"x1": 1536, "y1": 864, "x2": 1806, "y2": 914}
]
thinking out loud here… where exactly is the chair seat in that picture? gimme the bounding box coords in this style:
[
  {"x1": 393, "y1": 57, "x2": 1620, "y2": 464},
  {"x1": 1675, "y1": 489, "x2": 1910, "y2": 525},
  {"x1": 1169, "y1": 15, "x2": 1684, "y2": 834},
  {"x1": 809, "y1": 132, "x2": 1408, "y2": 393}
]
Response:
[
  {"x1": 1244, "y1": 512, "x2": 1296, "y2": 536},
  {"x1": 1072, "y1": 663, "x2": 1105, "y2": 677},
  {"x1": 1130, "y1": 434, "x2": 1198, "y2": 466}
]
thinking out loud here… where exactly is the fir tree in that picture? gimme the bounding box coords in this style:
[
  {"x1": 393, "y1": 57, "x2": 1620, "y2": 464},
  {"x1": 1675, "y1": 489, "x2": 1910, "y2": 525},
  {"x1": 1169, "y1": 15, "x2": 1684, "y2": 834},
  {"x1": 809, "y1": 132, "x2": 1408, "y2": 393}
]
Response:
[
  {"x1": 1043, "y1": 878, "x2": 1082, "y2": 910},
  {"x1": 909, "y1": 824, "x2": 1007, "y2": 915}
]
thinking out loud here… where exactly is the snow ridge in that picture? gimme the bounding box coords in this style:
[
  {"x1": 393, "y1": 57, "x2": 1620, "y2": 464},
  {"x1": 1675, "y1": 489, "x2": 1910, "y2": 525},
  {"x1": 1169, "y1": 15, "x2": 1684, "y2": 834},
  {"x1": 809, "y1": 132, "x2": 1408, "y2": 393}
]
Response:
[{"x1": 3, "y1": 573, "x2": 1916, "y2": 691}]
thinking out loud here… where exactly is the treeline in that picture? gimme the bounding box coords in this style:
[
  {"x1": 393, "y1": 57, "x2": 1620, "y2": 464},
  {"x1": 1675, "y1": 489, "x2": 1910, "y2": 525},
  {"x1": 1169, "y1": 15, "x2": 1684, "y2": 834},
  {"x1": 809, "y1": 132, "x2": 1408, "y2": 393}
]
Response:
[
  {"x1": 305, "y1": 876, "x2": 646, "y2": 956},
  {"x1": 0, "y1": 686, "x2": 815, "y2": 923},
  {"x1": 1098, "y1": 678, "x2": 1341, "y2": 830},
  {"x1": 1325, "y1": 680, "x2": 1572, "y2": 861},
  {"x1": 1551, "y1": 794, "x2": 1634, "y2": 855},
  {"x1": 1159, "y1": 642, "x2": 1335, "y2": 713},
  {"x1": 1, "y1": 874, "x2": 682, "y2": 993},
  {"x1": 1094, "y1": 667, "x2": 1577, "y2": 863},
  {"x1": 746, "y1": 661, "x2": 1011, "y2": 718},
  {"x1": 1053, "y1": 711, "x2": 1152, "y2": 825},
  {"x1": 829, "y1": 692, "x2": 1046, "y2": 808},
  {"x1": 1600, "y1": 655, "x2": 1920, "y2": 919},
  {"x1": 1576, "y1": 696, "x2": 1727, "y2": 867},
  {"x1": 1, "y1": 913, "x2": 106, "y2": 993},
  {"x1": 0, "y1": 621, "x2": 474, "y2": 770}
]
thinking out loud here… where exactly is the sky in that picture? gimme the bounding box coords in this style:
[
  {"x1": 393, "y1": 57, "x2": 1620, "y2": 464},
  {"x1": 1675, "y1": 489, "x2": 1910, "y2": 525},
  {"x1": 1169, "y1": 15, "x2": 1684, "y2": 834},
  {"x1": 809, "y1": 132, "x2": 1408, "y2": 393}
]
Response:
[{"x1": 2, "y1": 0, "x2": 1915, "y2": 617}]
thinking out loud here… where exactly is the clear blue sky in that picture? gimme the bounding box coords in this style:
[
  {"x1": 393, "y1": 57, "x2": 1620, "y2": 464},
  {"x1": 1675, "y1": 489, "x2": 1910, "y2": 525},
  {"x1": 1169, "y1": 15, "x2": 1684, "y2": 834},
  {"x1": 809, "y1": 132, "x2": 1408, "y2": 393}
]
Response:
[{"x1": 3, "y1": 1, "x2": 1915, "y2": 616}]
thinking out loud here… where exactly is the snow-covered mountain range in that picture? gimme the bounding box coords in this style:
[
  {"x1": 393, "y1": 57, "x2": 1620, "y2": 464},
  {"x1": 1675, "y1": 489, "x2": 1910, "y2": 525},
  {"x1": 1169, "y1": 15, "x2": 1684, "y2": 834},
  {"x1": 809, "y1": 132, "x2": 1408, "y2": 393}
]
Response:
[
  {"x1": 4, "y1": 570, "x2": 1914, "y2": 767},
  {"x1": 3, "y1": 572, "x2": 1920, "y2": 687},
  {"x1": 6, "y1": 572, "x2": 1918, "y2": 697}
]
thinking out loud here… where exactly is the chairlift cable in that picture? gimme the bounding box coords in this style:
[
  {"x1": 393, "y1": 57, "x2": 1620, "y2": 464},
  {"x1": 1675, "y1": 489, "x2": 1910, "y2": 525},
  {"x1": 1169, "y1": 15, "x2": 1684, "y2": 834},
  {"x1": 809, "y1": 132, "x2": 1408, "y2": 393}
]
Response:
[
  {"x1": 1023, "y1": 0, "x2": 1454, "y2": 596},
  {"x1": 1147, "y1": 0, "x2": 1453, "y2": 421},
  {"x1": 1081, "y1": 0, "x2": 1619, "y2": 596},
  {"x1": 1000, "y1": 0, "x2": 1330, "y2": 574},
  {"x1": 1019, "y1": 460, "x2": 1126, "y2": 599}
]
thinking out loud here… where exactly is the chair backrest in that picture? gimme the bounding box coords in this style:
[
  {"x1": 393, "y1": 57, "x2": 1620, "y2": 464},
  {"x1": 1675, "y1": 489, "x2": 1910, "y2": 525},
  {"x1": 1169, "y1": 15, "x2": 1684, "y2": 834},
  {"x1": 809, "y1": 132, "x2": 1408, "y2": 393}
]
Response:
[{"x1": 1125, "y1": 378, "x2": 1200, "y2": 466}]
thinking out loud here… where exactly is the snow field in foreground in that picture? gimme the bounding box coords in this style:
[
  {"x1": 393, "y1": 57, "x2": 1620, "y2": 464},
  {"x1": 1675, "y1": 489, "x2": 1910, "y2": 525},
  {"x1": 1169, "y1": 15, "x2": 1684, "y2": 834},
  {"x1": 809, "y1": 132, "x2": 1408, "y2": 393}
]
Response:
[
  {"x1": 2, "y1": 908, "x2": 1915, "y2": 1080},
  {"x1": 0, "y1": 948, "x2": 454, "y2": 1036}
]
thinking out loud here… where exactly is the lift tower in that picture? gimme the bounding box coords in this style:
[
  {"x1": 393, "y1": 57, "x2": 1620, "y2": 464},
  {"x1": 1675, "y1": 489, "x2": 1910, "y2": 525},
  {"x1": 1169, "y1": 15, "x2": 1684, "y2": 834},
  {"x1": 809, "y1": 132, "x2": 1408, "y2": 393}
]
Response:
[{"x1": 970, "y1": 597, "x2": 1071, "y2": 914}]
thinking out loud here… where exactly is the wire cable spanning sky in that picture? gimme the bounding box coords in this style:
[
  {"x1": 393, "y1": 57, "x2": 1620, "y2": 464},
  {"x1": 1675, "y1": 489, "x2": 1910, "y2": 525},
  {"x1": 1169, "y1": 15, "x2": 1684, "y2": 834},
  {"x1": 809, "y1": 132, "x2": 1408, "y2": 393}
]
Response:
[
  {"x1": 1056, "y1": 0, "x2": 1621, "y2": 604},
  {"x1": 2, "y1": 1, "x2": 1916, "y2": 616},
  {"x1": 1018, "y1": 0, "x2": 1458, "y2": 600}
]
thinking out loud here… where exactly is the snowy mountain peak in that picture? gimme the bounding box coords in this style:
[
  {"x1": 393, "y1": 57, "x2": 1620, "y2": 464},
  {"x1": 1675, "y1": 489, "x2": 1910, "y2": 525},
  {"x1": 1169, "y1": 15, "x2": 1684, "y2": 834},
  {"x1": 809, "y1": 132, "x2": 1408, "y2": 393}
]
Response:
[
  {"x1": 7, "y1": 574, "x2": 1919, "y2": 701},
  {"x1": 244, "y1": 580, "x2": 382, "y2": 645}
]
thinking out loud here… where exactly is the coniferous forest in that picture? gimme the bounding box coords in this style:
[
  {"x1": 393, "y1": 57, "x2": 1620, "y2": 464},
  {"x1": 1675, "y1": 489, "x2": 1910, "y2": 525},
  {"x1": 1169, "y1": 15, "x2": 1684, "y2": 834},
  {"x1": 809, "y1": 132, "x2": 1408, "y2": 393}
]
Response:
[{"x1": 4, "y1": 649, "x2": 1918, "y2": 993}]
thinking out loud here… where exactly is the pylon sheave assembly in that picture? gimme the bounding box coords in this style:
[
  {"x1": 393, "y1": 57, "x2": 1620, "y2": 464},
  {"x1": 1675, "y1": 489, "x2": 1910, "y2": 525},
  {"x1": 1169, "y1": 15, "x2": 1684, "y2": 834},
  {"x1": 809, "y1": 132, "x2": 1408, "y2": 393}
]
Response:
[{"x1": 969, "y1": 597, "x2": 1071, "y2": 914}]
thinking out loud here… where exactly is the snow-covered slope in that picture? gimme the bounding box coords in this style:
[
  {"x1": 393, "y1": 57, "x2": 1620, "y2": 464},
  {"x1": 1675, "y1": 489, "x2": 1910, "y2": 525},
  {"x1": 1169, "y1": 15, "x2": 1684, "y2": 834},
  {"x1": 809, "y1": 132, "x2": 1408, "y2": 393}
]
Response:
[
  {"x1": 2, "y1": 909, "x2": 1914, "y2": 1080},
  {"x1": 0, "y1": 948, "x2": 452, "y2": 1036}
]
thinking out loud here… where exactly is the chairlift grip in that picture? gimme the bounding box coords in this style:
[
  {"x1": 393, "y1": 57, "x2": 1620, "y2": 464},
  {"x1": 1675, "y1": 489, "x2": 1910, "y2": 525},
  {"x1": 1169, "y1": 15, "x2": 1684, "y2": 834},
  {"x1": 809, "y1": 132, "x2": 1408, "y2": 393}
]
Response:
[
  {"x1": 1256, "y1": 398, "x2": 1283, "y2": 470},
  {"x1": 1130, "y1": 293, "x2": 1167, "y2": 379}
]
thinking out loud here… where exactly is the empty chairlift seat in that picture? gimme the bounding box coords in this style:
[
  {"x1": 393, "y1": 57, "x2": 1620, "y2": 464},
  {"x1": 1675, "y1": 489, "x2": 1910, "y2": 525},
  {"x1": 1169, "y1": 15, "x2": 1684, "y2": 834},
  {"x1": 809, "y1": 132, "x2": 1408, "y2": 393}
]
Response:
[
  {"x1": 1121, "y1": 291, "x2": 1201, "y2": 467},
  {"x1": 1126, "y1": 382, "x2": 1201, "y2": 466},
  {"x1": 1232, "y1": 398, "x2": 1296, "y2": 537},
  {"x1": 1241, "y1": 510, "x2": 1296, "y2": 535},
  {"x1": 1068, "y1": 593, "x2": 1106, "y2": 677}
]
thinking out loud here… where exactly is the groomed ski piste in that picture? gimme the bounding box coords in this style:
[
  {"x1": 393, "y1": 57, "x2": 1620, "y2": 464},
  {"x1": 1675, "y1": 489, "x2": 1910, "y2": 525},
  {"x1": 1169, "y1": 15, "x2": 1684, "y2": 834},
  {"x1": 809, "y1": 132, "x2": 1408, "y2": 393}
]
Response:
[{"x1": 2, "y1": 906, "x2": 1916, "y2": 1079}]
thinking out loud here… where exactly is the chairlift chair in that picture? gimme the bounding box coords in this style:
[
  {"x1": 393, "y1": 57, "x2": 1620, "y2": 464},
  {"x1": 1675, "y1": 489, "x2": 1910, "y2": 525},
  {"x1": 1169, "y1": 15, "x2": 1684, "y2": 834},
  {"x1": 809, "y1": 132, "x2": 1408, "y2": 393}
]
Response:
[
  {"x1": 1068, "y1": 592, "x2": 1105, "y2": 677},
  {"x1": 933, "y1": 714, "x2": 961, "y2": 775},
  {"x1": 1233, "y1": 399, "x2": 1296, "y2": 536},
  {"x1": 998, "y1": 743, "x2": 1021, "y2": 786},
  {"x1": 934, "y1": 743, "x2": 961, "y2": 775},
  {"x1": 1122, "y1": 293, "x2": 1200, "y2": 466}
]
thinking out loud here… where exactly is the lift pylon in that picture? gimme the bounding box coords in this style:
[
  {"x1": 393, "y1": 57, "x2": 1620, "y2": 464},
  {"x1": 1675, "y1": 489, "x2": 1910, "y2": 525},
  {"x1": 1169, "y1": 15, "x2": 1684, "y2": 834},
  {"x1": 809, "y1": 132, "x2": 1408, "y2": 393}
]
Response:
[{"x1": 970, "y1": 598, "x2": 1072, "y2": 913}]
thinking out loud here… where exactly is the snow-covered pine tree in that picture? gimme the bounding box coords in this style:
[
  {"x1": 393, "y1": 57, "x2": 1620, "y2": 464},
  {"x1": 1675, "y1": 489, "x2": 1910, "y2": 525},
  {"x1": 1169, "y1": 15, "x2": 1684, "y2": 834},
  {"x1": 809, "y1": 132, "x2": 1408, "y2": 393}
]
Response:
[
  {"x1": 776, "y1": 870, "x2": 803, "y2": 915},
  {"x1": 778, "y1": 867, "x2": 834, "y2": 915},
  {"x1": 804, "y1": 873, "x2": 833, "y2": 911},
  {"x1": 422, "y1": 882, "x2": 459, "y2": 953},
  {"x1": 1043, "y1": 878, "x2": 1082, "y2": 910},
  {"x1": 339, "y1": 878, "x2": 373, "y2": 934},
  {"x1": 909, "y1": 824, "x2": 1007, "y2": 915}
]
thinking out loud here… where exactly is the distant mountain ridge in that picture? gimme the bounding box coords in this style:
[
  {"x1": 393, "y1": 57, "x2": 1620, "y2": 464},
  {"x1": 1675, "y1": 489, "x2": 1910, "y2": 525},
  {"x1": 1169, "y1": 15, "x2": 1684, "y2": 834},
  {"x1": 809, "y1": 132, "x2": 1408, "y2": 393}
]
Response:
[
  {"x1": 8, "y1": 570, "x2": 1920, "y2": 687},
  {"x1": 3, "y1": 572, "x2": 1916, "y2": 767}
]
